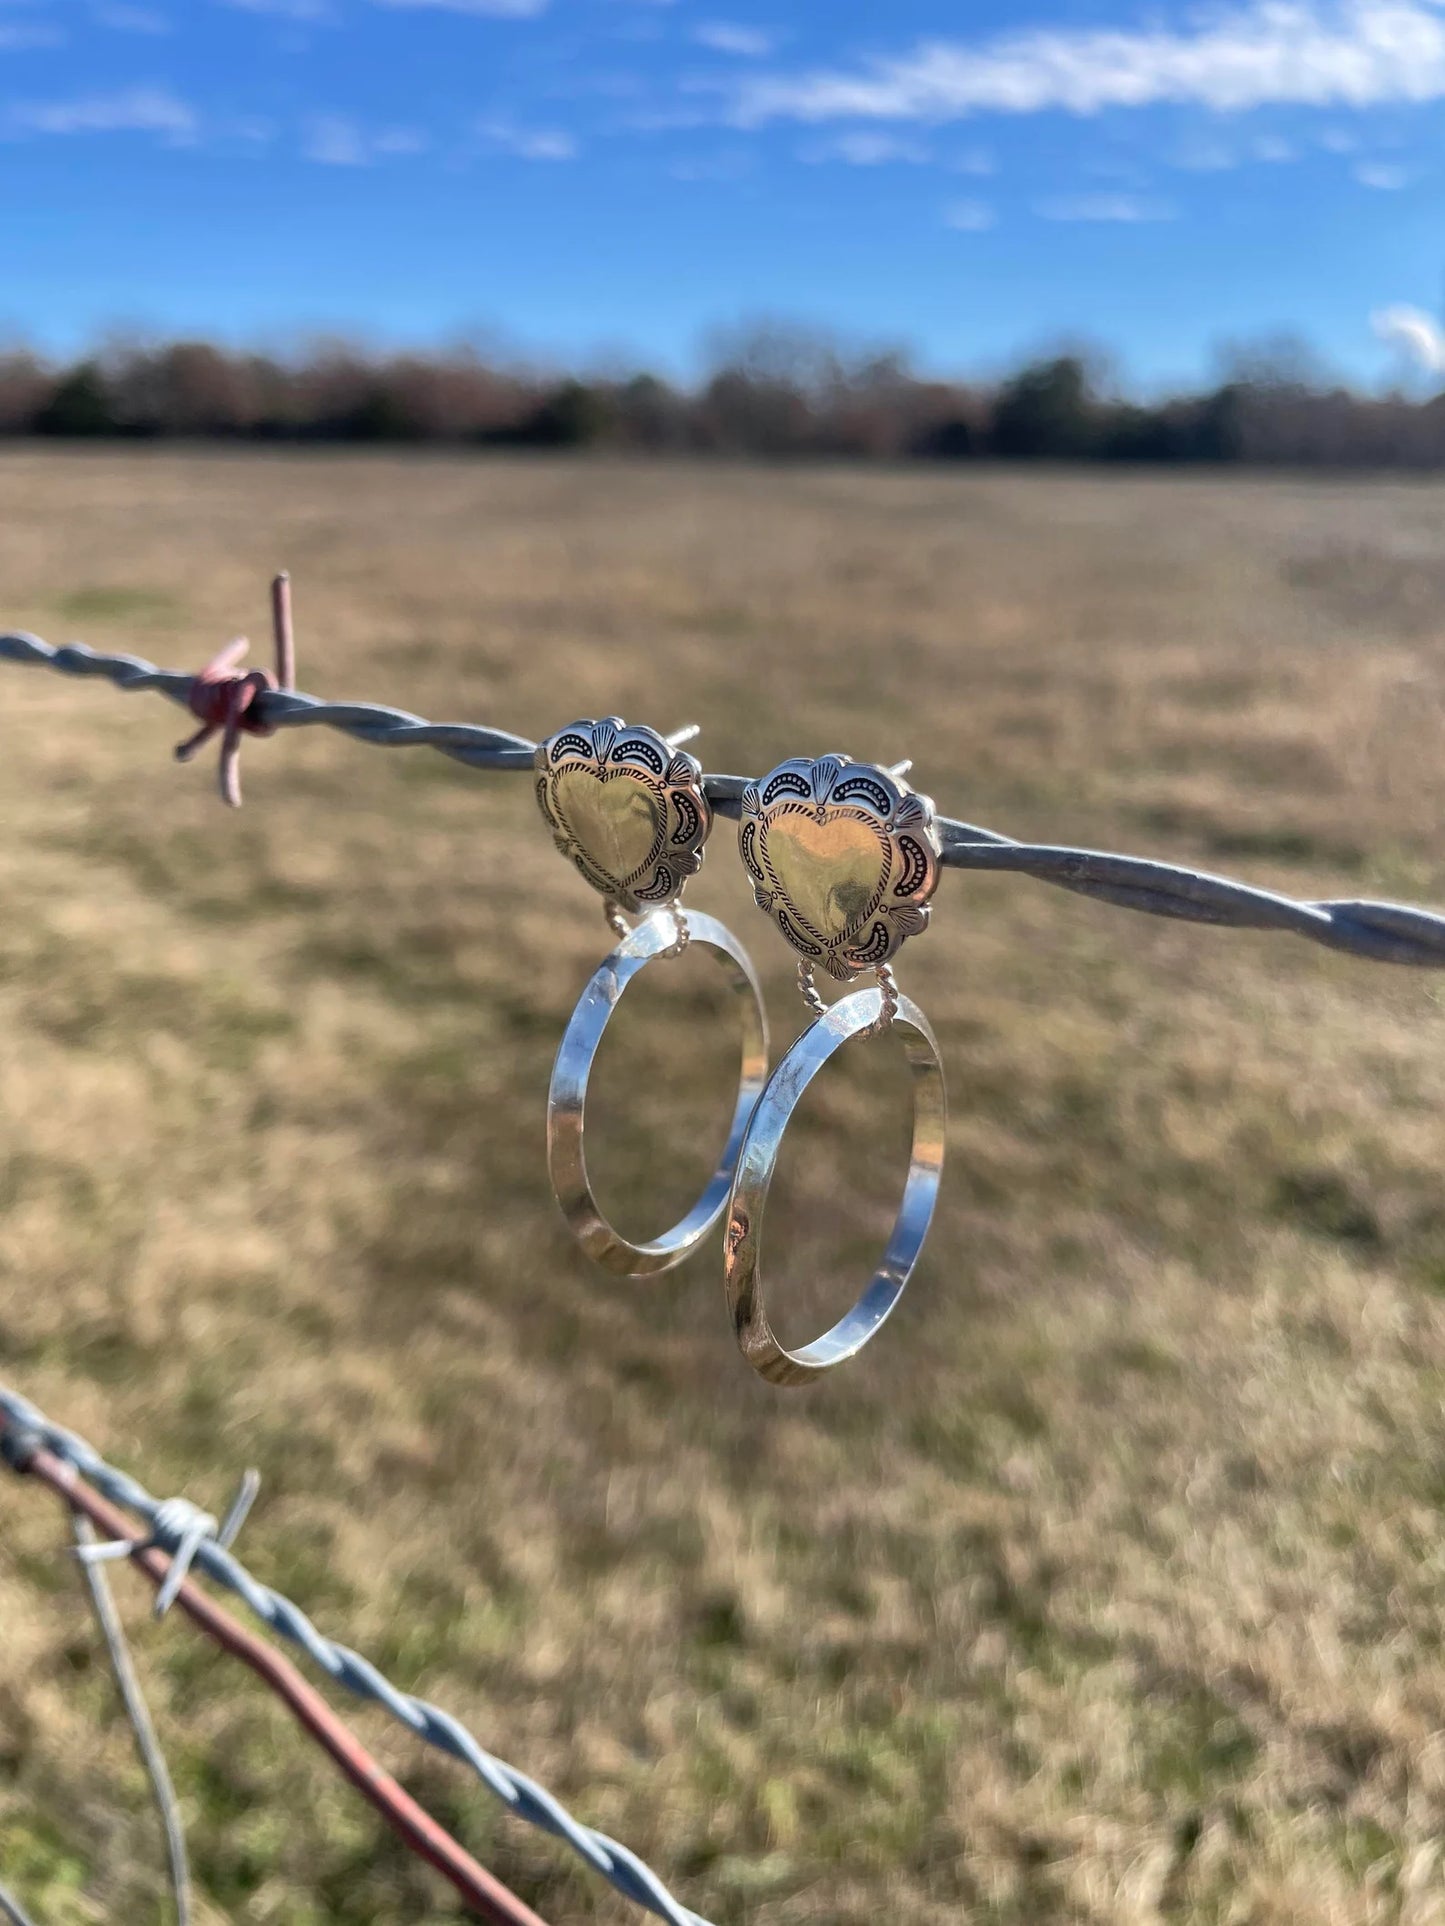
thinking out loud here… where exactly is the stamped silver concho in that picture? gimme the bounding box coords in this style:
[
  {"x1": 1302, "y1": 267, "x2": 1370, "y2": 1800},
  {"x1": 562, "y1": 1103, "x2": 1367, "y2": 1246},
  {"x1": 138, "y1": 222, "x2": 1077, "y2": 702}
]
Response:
[
  {"x1": 738, "y1": 754, "x2": 941, "y2": 980},
  {"x1": 725, "y1": 751, "x2": 946, "y2": 1387},
  {"x1": 536, "y1": 715, "x2": 769, "y2": 1280},
  {"x1": 535, "y1": 717, "x2": 711, "y2": 916}
]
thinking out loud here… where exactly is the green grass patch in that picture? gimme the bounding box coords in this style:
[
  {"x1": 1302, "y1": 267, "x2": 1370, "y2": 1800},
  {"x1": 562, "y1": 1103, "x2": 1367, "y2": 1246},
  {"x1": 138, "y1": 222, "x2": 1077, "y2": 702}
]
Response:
[{"x1": 55, "y1": 585, "x2": 184, "y2": 624}]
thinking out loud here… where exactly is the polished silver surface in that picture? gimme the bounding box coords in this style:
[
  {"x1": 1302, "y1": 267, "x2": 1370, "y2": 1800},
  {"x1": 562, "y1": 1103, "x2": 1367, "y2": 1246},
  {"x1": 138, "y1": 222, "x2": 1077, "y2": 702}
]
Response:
[
  {"x1": 535, "y1": 716, "x2": 713, "y2": 916},
  {"x1": 738, "y1": 754, "x2": 942, "y2": 982},
  {"x1": 723, "y1": 989, "x2": 946, "y2": 1386},
  {"x1": 548, "y1": 909, "x2": 770, "y2": 1277}
]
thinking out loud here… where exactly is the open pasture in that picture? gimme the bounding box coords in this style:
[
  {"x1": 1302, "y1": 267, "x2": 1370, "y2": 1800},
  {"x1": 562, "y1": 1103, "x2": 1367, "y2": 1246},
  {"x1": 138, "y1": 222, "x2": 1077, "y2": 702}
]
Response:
[{"x1": 3, "y1": 451, "x2": 1445, "y2": 1924}]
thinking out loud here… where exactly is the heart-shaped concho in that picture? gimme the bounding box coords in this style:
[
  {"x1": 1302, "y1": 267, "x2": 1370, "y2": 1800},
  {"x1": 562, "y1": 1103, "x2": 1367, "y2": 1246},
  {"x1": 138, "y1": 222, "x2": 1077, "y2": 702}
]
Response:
[
  {"x1": 739, "y1": 755, "x2": 941, "y2": 980},
  {"x1": 535, "y1": 718, "x2": 711, "y2": 914}
]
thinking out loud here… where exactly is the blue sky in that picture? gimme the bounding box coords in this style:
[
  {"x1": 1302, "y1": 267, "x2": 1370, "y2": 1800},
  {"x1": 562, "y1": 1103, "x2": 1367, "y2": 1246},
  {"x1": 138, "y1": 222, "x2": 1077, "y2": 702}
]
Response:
[{"x1": 4, "y1": 0, "x2": 1445, "y2": 388}]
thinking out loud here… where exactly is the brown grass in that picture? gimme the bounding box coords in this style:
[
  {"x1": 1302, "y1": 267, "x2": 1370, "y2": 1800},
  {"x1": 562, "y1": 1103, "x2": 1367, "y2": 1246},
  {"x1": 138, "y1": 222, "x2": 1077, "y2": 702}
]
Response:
[{"x1": 3, "y1": 450, "x2": 1445, "y2": 1925}]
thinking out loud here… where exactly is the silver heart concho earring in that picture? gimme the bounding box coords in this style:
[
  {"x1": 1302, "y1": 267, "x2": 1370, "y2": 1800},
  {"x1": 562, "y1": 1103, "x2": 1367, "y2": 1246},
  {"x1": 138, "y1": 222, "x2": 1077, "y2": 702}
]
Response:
[
  {"x1": 725, "y1": 754, "x2": 946, "y2": 1385},
  {"x1": 536, "y1": 717, "x2": 770, "y2": 1277}
]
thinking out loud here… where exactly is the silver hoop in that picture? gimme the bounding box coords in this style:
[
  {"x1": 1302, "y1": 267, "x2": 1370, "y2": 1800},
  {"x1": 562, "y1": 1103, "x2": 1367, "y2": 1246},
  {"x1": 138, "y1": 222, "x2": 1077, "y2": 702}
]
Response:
[
  {"x1": 548, "y1": 909, "x2": 770, "y2": 1277},
  {"x1": 723, "y1": 987, "x2": 946, "y2": 1385}
]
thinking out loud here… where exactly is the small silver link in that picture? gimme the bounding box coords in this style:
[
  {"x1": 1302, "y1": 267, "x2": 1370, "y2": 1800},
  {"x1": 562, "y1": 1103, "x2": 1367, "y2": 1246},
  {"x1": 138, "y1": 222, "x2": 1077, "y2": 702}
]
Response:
[
  {"x1": 796, "y1": 962, "x2": 828, "y2": 1018},
  {"x1": 861, "y1": 965, "x2": 899, "y2": 1039},
  {"x1": 657, "y1": 901, "x2": 690, "y2": 959},
  {"x1": 797, "y1": 963, "x2": 896, "y2": 1035}
]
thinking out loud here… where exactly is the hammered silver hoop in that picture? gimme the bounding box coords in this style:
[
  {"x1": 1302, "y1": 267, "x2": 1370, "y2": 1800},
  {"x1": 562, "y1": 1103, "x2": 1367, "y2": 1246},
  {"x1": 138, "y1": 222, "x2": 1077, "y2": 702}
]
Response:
[
  {"x1": 548, "y1": 909, "x2": 770, "y2": 1277},
  {"x1": 723, "y1": 987, "x2": 946, "y2": 1385}
]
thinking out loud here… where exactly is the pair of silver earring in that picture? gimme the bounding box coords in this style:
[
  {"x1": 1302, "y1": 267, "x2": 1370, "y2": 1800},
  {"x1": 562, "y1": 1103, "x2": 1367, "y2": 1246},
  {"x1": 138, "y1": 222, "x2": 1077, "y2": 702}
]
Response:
[{"x1": 534, "y1": 716, "x2": 946, "y2": 1387}]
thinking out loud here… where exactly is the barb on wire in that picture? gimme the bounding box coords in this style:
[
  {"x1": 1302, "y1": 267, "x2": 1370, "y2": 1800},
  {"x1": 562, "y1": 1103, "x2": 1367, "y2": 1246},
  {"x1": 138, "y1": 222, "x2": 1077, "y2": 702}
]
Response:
[
  {"x1": 5, "y1": 619, "x2": 1445, "y2": 971},
  {"x1": 173, "y1": 573, "x2": 299, "y2": 807},
  {"x1": 77, "y1": 1470, "x2": 259, "y2": 1620},
  {"x1": 71, "y1": 1512, "x2": 192, "y2": 1926},
  {"x1": 0, "y1": 1386, "x2": 712, "y2": 1926},
  {"x1": 173, "y1": 636, "x2": 276, "y2": 809},
  {"x1": 271, "y1": 571, "x2": 296, "y2": 697},
  {"x1": 4, "y1": 1415, "x2": 550, "y2": 1926}
]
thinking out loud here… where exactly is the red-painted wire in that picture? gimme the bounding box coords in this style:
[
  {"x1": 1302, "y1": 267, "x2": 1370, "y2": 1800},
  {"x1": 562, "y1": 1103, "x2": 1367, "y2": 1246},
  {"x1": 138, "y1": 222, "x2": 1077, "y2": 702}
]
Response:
[{"x1": 5, "y1": 1432, "x2": 550, "y2": 1926}]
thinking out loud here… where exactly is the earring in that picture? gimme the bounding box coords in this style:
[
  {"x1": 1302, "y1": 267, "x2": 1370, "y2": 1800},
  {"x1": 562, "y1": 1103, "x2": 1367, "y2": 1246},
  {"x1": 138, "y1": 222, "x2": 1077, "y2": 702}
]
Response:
[
  {"x1": 726, "y1": 754, "x2": 946, "y2": 1384},
  {"x1": 536, "y1": 717, "x2": 770, "y2": 1277}
]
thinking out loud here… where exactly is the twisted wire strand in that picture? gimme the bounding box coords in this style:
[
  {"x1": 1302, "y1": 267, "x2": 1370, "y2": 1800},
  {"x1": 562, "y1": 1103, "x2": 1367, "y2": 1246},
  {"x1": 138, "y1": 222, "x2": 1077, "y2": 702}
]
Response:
[
  {"x1": 0, "y1": 1387, "x2": 711, "y2": 1926},
  {"x1": 0, "y1": 634, "x2": 536, "y2": 770},
  {"x1": 5, "y1": 627, "x2": 1437, "y2": 1915},
  {"x1": 8, "y1": 1426, "x2": 551, "y2": 1926},
  {"x1": 796, "y1": 962, "x2": 827, "y2": 1018},
  {"x1": 71, "y1": 1513, "x2": 192, "y2": 1926},
  {"x1": 0, "y1": 1882, "x2": 39, "y2": 1926},
  {"x1": 5, "y1": 629, "x2": 1445, "y2": 970}
]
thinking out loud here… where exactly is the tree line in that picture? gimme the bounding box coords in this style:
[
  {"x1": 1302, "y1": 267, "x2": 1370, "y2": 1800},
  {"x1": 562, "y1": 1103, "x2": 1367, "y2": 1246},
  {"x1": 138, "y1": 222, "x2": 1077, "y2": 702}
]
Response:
[{"x1": 4, "y1": 326, "x2": 1444, "y2": 466}]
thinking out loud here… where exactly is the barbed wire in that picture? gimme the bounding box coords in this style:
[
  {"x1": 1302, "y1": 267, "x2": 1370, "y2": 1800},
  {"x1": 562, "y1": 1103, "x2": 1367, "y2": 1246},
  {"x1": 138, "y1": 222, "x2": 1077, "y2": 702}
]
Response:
[
  {"x1": 6, "y1": 602, "x2": 1441, "y2": 1916},
  {"x1": 0, "y1": 1881, "x2": 39, "y2": 1926},
  {"x1": 5, "y1": 627, "x2": 1445, "y2": 970},
  {"x1": 71, "y1": 1511, "x2": 192, "y2": 1926},
  {"x1": 0, "y1": 1385, "x2": 711, "y2": 1926},
  {"x1": 3, "y1": 1413, "x2": 552, "y2": 1926}
]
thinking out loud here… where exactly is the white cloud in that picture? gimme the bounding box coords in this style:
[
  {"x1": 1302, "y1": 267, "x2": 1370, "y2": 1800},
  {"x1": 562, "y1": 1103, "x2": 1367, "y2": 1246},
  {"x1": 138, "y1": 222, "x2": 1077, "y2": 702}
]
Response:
[
  {"x1": 0, "y1": 18, "x2": 64, "y2": 48},
  {"x1": 1172, "y1": 130, "x2": 1298, "y2": 168},
  {"x1": 302, "y1": 113, "x2": 427, "y2": 164},
  {"x1": 216, "y1": 0, "x2": 333, "y2": 17},
  {"x1": 5, "y1": 84, "x2": 195, "y2": 140},
  {"x1": 1373, "y1": 302, "x2": 1445, "y2": 369},
  {"x1": 944, "y1": 196, "x2": 995, "y2": 230},
  {"x1": 93, "y1": 2, "x2": 170, "y2": 28},
  {"x1": 371, "y1": 0, "x2": 548, "y2": 15},
  {"x1": 951, "y1": 145, "x2": 994, "y2": 175},
  {"x1": 1172, "y1": 135, "x2": 1237, "y2": 169},
  {"x1": 476, "y1": 115, "x2": 577, "y2": 157},
  {"x1": 1036, "y1": 191, "x2": 1176, "y2": 221},
  {"x1": 694, "y1": 20, "x2": 772, "y2": 56},
  {"x1": 736, "y1": 1, "x2": 1445, "y2": 125},
  {"x1": 373, "y1": 124, "x2": 429, "y2": 154},
  {"x1": 800, "y1": 129, "x2": 929, "y2": 163},
  {"x1": 1355, "y1": 157, "x2": 1412, "y2": 183},
  {"x1": 229, "y1": 0, "x2": 555, "y2": 15},
  {"x1": 670, "y1": 147, "x2": 751, "y2": 179},
  {"x1": 620, "y1": 104, "x2": 713, "y2": 130},
  {"x1": 303, "y1": 112, "x2": 366, "y2": 163},
  {"x1": 225, "y1": 112, "x2": 275, "y2": 144}
]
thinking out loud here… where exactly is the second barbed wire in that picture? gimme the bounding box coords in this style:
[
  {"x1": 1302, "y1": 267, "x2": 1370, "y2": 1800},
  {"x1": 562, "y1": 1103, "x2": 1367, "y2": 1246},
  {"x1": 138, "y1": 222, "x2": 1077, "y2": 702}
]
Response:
[{"x1": 0, "y1": 1386, "x2": 712, "y2": 1926}]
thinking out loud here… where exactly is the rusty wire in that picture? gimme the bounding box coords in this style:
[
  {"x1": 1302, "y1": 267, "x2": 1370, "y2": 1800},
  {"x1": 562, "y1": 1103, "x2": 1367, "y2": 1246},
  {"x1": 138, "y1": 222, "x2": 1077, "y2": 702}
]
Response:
[
  {"x1": 1, "y1": 1409, "x2": 552, "y2": 1926},
  {"x1": 0, "y1": 1386, "x2": 710, "y2": 1926}
]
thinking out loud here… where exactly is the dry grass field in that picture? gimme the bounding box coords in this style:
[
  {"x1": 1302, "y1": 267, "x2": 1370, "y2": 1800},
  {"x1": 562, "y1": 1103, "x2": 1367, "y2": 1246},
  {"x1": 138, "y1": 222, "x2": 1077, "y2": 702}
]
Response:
[{"x1": 4, "y1": 451, "x2": 1445, "y2": 1926}]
